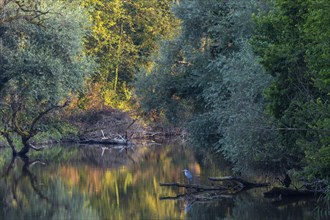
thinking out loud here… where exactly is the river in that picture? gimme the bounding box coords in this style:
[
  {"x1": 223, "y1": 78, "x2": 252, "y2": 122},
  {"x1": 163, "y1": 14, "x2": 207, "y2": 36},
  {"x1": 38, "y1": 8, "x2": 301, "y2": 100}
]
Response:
[{"x1": 0, "y1": 142, "x2": 319, "y2": 219}]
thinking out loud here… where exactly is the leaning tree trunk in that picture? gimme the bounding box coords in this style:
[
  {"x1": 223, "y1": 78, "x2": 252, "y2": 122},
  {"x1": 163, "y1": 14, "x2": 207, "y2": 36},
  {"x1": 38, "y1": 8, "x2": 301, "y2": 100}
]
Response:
[
  {"x1": 18, "y1": 137, "x2": 31, "y2": 155},
  {"x1": 2, "y1": 133, "x2": 18, "y2": 155}
]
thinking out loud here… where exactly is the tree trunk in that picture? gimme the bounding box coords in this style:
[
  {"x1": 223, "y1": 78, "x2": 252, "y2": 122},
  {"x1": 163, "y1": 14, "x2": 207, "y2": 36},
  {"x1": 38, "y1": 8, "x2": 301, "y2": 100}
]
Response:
[
  {"x1": 18, "y1": 144, "x2": 30, "y2": 155},
  {"x1": 18, "y1": 137, "x2": 31, "y2": 155},
  {"x1": 3, "y1": 133, "x2": 17, "y2": 156},
  {"x1": 113, "y1": 22, "x2": 123, "y2": 92}
]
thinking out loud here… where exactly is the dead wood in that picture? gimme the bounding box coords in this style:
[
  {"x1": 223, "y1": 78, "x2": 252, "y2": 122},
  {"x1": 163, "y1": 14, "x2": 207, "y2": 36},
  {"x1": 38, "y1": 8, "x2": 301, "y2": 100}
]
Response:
[
  {"x1": 78, "y1": 139, "x2": 130, "y2": 145},
  {"x1": 208, "y1": 176, "x2": 270, "y2": 188},
  {"x1": 159, "y1": 193, "x2": 187, "y2": 200},
  {"x1": 159, "y1": 182, "x2": 228, "y2": 191},
  {"x1": 159, "y1": 176, "x2": 270, "y2": 203}
]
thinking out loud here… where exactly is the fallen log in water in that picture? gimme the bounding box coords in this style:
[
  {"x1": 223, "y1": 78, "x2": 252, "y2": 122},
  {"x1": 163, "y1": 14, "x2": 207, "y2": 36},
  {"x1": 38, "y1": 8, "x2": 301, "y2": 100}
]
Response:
[
  {"x1": 160, "y1": 176, "x2": 269, "y2": 195},
  {"x1": 160, "y1": 192, "x2": 233, "y2": 201},
  {"x1": 208, "y1": 176, "x2": 270, "y2": 188},
  {"x1": 78, "y1": 139, "x2": 130, "y2": 145},
  {"x1": 159, "y1": 176, "x2": 271, "y2": 204},
  {"x1": 159, "y1": 182, "x2": 228, "y2": 192}
]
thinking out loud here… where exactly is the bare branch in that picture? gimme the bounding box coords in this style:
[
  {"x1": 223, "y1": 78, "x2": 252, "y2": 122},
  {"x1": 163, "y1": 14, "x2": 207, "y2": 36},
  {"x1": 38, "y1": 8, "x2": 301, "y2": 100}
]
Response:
[
  {"x1": 12, "y1": 106, "x2": 29, "y2": 138},
  {"x1": 0, "y1": 0, "x2": 50, "y2": 26},
  {"x1": 160, "y1": 182, "x2": 228, "y2": 191},
  {"x1": 29, "y1": 160, "x2": 46, "y2": 167},
  {"x1": 208, "y1": 176, "x2": 270, "y2": 188},
  {"x1": 28, "y1": 143, "x2": 47, "y2": 151},
  {"x1": 29, "y1": 100, "x2": 70, "y2": 134}
]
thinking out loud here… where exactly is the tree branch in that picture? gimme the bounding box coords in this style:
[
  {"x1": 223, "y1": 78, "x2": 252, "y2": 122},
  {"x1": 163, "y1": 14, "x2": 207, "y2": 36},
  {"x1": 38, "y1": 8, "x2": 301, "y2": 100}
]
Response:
[
  {"x1": 160, "y1": 182, "x2": 228, "y2": 191},
  {"x1": 27, "y1": 143, "x2": 46, "y2": 151},
  {"x1": 208, "y1": 176, "x2": 270, "y2": 188},
  {"x1": 12, "y1": 106, "x2": 29, "y2": 138},
  {"x1": 0, "y1": 0, "x2": 50, "y2": 26},
  {"x1": 29, "y1": 100, "x2": 69, "y2": 134}
]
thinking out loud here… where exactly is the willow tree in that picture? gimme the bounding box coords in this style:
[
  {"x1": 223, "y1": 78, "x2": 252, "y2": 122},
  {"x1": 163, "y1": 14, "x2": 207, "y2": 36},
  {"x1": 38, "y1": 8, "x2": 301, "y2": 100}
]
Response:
[
  {"x1": 0, "y1": 0, "x2": 95, "y2": 155},
  {"x1": 0, "y1": 0, "x2": 51, "y2": 91},
  {"x1": 0, "y1": 0, "x2": 48, "y2": 26},
  {"x1": 81, "y1": 0, "x2": 179, "y2": 109},
  {"x1": 135, "y1": 0, "x2": 282, "y2": 173}
]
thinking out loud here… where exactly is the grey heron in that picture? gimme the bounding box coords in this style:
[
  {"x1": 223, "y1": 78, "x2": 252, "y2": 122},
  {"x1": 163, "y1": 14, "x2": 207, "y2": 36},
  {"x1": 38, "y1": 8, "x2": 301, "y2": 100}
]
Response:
[{"x1": 183, "y1": 169, "x2": 193, "y2": 182}]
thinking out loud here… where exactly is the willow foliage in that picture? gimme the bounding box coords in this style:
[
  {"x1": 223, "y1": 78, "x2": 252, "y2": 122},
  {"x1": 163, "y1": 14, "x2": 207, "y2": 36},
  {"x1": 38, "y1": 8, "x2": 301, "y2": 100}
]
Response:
[{"x1": 136, "y1": 0, "x2": 281, "y2": 173}]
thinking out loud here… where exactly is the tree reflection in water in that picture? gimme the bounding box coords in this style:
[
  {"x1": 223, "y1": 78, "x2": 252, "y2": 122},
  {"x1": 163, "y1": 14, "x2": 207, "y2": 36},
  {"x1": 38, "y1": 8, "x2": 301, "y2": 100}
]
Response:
[
  {"x1": 184, "y1": 190, "x2": 317, "y2": 220},
  {"x1": 0, "y1": 152, "x2": 99, "y2": 220},
  {"x1": 0, "y1": 143, "x2": 320, "y2": 219}
]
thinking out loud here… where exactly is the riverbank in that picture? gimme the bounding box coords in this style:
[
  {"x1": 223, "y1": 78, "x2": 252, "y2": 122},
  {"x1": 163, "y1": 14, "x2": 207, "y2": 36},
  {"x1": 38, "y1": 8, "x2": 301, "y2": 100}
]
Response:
[{"x1": 28, "y1": 107, "x2": 183, "y2": 146}]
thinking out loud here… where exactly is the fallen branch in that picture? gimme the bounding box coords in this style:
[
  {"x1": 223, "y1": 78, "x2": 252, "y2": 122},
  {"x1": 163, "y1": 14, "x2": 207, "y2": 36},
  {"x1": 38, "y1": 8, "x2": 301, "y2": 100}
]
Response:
[
  {"x1": 159, "y1": 177, "x2": 267, "y2": 205},
  {"x1": 208, "y1": 176, "x2": 270, "y2": 188},
  {"x1": 29, "y1": 144, "x2": 47, "y2": 151},
  {"x1": 101, "y1": 130, "x2": 108, "y2": 140},
  {"x1": 130, "y1": 131, "x2": 182, "y2": 139},
  {"x1": 160, "y1": 182, "x2": 228, "y2": 191},
  {"x1": 78, "y1": 139, "x2": 130, "y2": 145}
]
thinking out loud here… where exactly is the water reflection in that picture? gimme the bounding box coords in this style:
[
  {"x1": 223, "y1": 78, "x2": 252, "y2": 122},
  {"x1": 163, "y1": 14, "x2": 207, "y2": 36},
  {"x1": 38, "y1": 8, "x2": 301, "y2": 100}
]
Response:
[
  {"x1": 185, "y1": 189, "x2": 317, "y2": 220},
  {"x1": 0, "y1": 143, "x2": 319, "y2": 219},
  {"x1": 0, "y1": 153, "x2": 99, "y2": 219}
]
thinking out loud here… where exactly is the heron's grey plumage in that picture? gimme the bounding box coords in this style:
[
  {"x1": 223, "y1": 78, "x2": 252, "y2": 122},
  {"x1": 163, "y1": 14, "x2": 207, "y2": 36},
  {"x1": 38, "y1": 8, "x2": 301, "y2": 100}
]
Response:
[{"x1": 183, "y1": 169, "x2": 192, "y2": 182}]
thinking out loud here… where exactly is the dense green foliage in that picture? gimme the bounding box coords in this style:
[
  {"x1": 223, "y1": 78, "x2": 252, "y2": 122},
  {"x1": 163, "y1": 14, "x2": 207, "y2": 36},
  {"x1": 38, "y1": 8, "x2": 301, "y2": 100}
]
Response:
[
  {"x1": 252, "y1": 0, "x2": 330, "y2": 178},
  {"x1": 81, "y1": 0, "x2": 179, "y2": 109},
  {"x1": 0, "y1": 0, "x2": 94, "y2": 154},
  {"x1": 135, "y1": 0, "x2": 330, "y2": 179},
  {"x1": 0, "y1": 0, "x2": 180, "y2": 154},
  {"x1": 136, "y1": 0, "x2": 281, "y2": 173}
]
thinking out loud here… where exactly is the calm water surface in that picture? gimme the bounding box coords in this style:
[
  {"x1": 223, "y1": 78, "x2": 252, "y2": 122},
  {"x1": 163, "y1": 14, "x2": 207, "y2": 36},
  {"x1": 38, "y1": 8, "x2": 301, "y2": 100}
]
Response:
[{"x1": 0, "y1": 142, "x2": 318, "y2": 219}]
